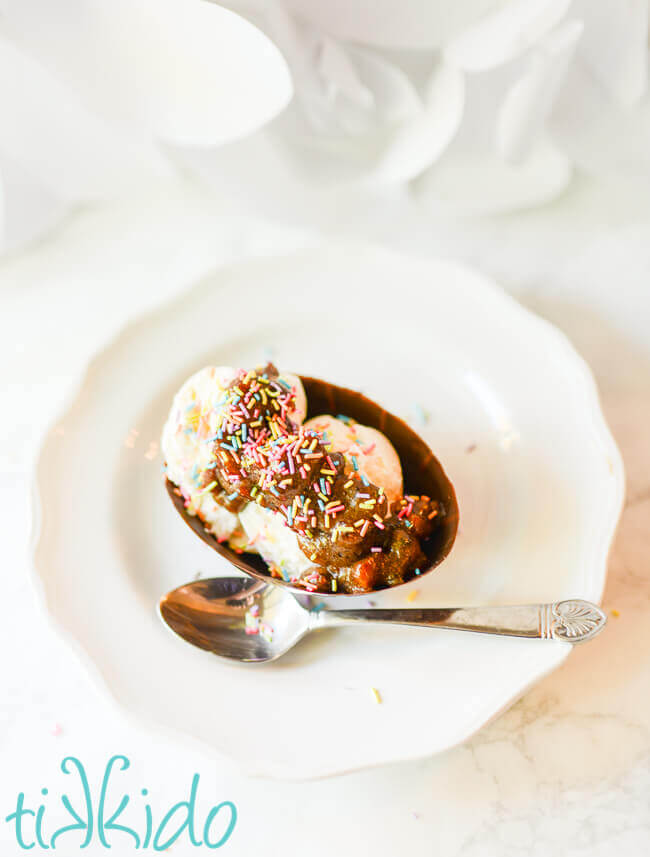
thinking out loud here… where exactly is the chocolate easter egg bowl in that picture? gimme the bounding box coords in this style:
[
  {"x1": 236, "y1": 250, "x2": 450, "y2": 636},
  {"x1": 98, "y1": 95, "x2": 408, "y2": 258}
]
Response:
[{"x1": 164, "y1": 366, "x2": 458, "y2": 596}]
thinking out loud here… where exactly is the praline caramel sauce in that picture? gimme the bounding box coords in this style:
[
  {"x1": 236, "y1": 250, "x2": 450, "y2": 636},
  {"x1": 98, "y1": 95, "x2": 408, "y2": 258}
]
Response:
[{"x1": 201, "y1": 364, "x2": 448, "y2": 593}]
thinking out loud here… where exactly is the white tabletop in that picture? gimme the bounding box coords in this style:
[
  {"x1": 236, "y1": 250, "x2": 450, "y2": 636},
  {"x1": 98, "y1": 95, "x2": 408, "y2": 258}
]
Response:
[{"x1": 1, "y1": 174, "x2": 648, "y2": 856}]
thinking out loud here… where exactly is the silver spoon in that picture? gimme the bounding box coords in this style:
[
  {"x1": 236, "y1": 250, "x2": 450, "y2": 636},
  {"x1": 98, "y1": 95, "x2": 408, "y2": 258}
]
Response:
[{"x1": 159, "y1": 577, "x2": 607, "y2": 663}]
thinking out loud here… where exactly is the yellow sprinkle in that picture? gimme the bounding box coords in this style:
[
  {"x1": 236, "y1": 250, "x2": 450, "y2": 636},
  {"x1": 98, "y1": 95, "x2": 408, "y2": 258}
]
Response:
[
  {"x1": 407, "y1": 589, "x2": 419, "y2": 603},
  {"x1": 371, "y1": 687, "x2": 382, "y2": 704},
  {"x1": 611, "y1": 608, "x2": 620, "y2": 617}
]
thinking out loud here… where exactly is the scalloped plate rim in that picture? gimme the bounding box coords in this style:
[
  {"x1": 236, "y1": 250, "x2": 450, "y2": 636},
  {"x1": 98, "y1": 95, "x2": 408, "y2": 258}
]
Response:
[{"x1": 30, "y1": 240, "x2": 625, "y2": 779}]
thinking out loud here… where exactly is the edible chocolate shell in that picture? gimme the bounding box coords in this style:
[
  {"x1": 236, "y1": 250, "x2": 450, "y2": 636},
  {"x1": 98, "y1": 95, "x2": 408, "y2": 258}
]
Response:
[{"x1": 166, "y1": 374, "x2": 459, "y2": 597}]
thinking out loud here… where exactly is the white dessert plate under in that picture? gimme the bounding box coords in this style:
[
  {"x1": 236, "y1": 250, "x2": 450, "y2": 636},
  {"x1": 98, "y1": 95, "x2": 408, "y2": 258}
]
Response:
[{"x1": 32, "y1": 243, "x2": 624, "y2": 779}]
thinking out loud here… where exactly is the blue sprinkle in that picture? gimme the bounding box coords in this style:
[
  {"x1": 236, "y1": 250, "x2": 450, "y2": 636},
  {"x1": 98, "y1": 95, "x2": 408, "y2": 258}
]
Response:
[
  {"x1": 360, "y1": 474, "x2": 369, "y2": 486},
  {"x1": 414, "y1": 403, "x2": 428, "y2": 426},
  {"x1": 414, "y1": 568, "x2": 421, "y2": 575},
  {"x1": 351, "y1": 456, "x2": 359, "y2": 471},
  {"x1": 280, "y1": 567, "x2": 290, "y2": 582},
  {"x1": 336, "y1": 414, "x2": 353, "y2": 424},
  {"x1": 310, "y1": 603, "x2": 326, "y2": 613}
]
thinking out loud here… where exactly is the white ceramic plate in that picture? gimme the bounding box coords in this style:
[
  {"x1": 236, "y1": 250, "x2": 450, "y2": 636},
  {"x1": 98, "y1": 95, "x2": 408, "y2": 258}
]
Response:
[{"x1": 32, "y1": 243, "x2": 624, "y2": 779}]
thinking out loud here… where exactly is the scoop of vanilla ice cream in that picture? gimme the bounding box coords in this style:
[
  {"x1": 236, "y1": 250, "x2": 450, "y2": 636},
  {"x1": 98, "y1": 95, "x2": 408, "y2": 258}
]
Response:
[
  {"x1": 302, "y1": 414, "x2": 403, "y2": 503},
  {"x1": 162, "y1": 365, "x2": 307, "y2": 544},
  {"x1": 162, "y1": 365, "x2": 240, "y2": 540}
]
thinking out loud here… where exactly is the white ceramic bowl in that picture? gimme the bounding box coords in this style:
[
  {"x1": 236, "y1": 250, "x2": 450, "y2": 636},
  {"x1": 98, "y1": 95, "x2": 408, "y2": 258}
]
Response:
[{"x1": 32, "y1": 243, "x2": 624, "y2": 778}]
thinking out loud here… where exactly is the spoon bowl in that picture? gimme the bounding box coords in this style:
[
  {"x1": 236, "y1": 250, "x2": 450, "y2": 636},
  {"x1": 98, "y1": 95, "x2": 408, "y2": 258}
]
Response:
[
  {"x1": 159, "y1": 576, "x2": 311, "y2": 662},
  {"x1": 166, "y1": 374, "x2": 459, "y2": 596}
]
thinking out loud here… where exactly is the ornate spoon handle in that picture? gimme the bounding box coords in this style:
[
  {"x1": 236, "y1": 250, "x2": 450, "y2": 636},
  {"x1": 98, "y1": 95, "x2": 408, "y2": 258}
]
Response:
[{"x1": 311, "y1": 599, "x2": 606, "y2": 643}]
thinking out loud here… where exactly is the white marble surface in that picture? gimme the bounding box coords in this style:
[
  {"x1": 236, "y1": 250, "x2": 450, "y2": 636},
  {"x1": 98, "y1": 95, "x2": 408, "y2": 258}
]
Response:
[{"x1": 1, "y1": 175, "x2": 649, "y2": 855}]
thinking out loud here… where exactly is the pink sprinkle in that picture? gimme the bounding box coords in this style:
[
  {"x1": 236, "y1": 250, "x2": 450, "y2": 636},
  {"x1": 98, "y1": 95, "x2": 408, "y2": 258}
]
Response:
[
  {"x1": 52, "y1": 723, "x2": 63, "y2": 737},
  {"x1": 370, "y1": 547, "x2": 382, "y2": 553}
]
